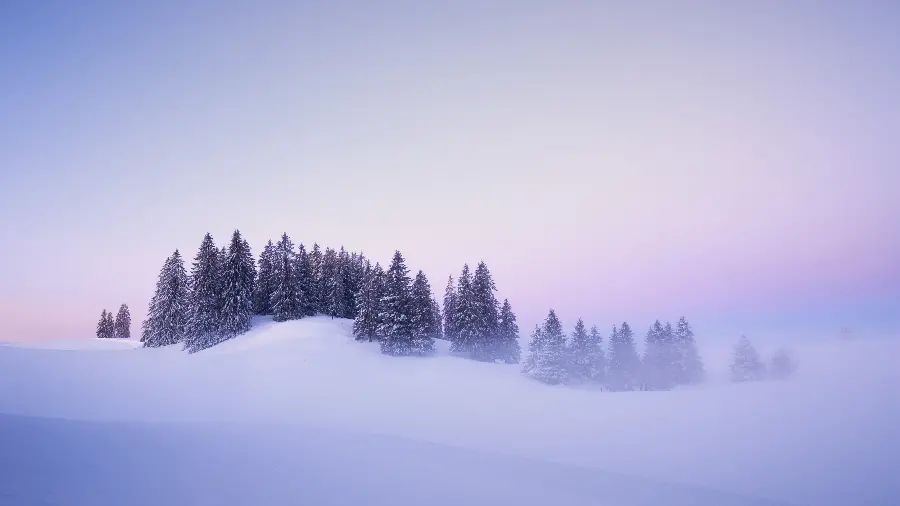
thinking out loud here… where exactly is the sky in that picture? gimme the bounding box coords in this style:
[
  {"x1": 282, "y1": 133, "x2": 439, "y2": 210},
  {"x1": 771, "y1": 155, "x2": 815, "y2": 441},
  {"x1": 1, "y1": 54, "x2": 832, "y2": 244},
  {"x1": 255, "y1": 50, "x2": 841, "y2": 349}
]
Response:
[{"x1": 1, "y1": 0, "x2": 898, "y2": 342}]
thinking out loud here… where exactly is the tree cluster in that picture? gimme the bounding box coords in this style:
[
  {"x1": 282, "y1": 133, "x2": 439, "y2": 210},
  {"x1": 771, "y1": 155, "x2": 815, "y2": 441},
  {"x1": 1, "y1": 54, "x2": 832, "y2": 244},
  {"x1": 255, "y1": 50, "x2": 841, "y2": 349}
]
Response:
[
  {"x1": 95, "y1": 304, "x2": 131, "y2": 339},
  {"x1": 729, "y1": 335, "x2": 797, "y2": 382},
  {"x1": 441, "y1": 262, "x2": 521, "y2": 363},
  {"x1": 523, "y1": 311, "x2": 705, "y2": 392}
]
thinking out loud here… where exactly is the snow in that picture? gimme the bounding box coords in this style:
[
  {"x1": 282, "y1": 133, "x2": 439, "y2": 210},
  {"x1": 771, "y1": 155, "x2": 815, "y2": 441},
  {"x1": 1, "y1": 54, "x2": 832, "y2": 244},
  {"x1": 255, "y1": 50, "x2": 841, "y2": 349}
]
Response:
[{"x1": 1, "y1": 316, "x2": 897, "y2": 506}]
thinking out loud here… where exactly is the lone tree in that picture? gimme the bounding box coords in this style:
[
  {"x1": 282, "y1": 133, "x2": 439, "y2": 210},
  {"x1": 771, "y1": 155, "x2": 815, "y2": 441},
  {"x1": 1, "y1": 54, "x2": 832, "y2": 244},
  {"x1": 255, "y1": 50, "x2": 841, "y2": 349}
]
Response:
[
  {"x1": 114, "y1": 304, "x2": 131, "y2": 339},
  {"x1": 730, "y1": 335, "x2": 765, "y2": 382},
  {"x1": 141, "y1": 250, "x2": 189, "y2": 348}
]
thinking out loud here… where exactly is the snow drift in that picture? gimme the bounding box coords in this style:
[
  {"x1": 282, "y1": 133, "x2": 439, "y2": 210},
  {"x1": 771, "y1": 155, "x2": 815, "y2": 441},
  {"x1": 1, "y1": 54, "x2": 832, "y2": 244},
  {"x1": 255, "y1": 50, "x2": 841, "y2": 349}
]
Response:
[{"x1": 1, "y1": 316, "x2": 897, "y2": 506}]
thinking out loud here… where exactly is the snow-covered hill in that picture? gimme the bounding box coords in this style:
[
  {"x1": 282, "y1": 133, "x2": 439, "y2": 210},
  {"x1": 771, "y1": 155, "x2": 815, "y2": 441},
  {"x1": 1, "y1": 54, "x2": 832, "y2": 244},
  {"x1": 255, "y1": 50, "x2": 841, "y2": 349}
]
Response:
[{"x1": 1, "y1": 316, "x2": 897, "y2": 506}]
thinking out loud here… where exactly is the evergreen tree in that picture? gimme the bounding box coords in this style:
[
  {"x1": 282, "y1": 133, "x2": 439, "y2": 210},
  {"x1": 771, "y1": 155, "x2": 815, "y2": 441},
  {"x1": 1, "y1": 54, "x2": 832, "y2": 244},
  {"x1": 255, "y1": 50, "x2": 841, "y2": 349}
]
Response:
[
  {"x1": 675, "y1": 317, "x2": 705, "y2": 385},
  {"x1": 522, "y1": 309, "x2": 568, "y2": 384},
  {"x1": 442, "y1": 276, "x2": 457, "y2": 344},
  {"x1": 269, "y1": 233, "x2": 304, "y2": 322},
  {"x1": 378, "y1": 251, "x2": 417, "y2": 356},
  {"x1": 495, "y1": 299, "x2": 521, "y2": 364},
  {"x1": 607, "y1": 322, "x2": 641, "y2": 391},
  {"x1": 324, "y1": 248, "x2": 348, "y2": 318},
  {"x1": 408, "y1": 270, "x2": 437, "y2": 355},
  {"x1": 219, "y1": 230, "x2": 256, "y2": 341},
  {"x1": 470, "y1": 261, "x2": 500, "y2": 361},
  {"x1": 295, "y1": 244, "x2": 316, "y2": 316},
  {"x1": 586, "y1": 325, "x2": 606, "y2": 385},
  {"x1": 141, "y1": 250, "x2": 189, "y2": 347},
  {"x1": 338, "y1": 248, "x2": 360, "y2": 319},
  {"x1": 567, "y1": 318, "x2": 592, "y2": 384},
  {"x1": 451, "y1": 265, "x2": 477, "y2": 354},
  {"x1": 96, "y1": 310, "x2": 111, "y2": 339},
  {"x1": 114, "y1": 304, "x2": 131, "y2": 339},
  {"x1": 730, "y1": 335, "x2": 765, "y2": 382},
  {"x1": 353, "y1": 261, "x2": 382, "y2": 342},
  {"x1": 769, "y1": 348, "x2": 797, "y2": 380},
  {"x1": 184, "y1": 233, "x2": 223, "y2": 353},
  {"x1": 430, "y1": 296, "x2": 443, "y2": 340},
  {"x1": 641, "y1": 320, "x2": 679, "y2": 390},
  {"x1": 253, "y1": 240, "x2": 277, "y2": 315},
  {"x1": 309, "y1": 243, "x2": 325, "y2": 313}
]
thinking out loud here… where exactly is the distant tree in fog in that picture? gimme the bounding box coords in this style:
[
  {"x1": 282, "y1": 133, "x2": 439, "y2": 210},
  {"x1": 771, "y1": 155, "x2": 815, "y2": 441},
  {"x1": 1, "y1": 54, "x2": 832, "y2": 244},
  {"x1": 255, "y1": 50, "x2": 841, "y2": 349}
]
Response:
[
  {"x1": 522, "y1": 310, "x2": 568, "y2": 385},
  {"x1": 730, "y1": 335, "x2": 765, "y2": 382},
  {"x1": 114, "y1": 304, "x2": 131, "y2": 339},
  {"x1": 675, "y1": 317, "x2": 705, "y2": 385},
  {"x1": 768, "y1": 348, "x2": 797, "y2": 380},
  {"x1": 495, "y1": 299, "x2": 521, "y2": 364},
  {"x1": 607, "y1": 322, "x2": 641, "y2": 391}
]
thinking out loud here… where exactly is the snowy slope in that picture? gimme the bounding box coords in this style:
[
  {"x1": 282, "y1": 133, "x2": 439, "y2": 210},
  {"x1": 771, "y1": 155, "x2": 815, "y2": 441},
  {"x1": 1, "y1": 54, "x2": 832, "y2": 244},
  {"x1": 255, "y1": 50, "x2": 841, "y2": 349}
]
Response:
[{"x1": 1, "y1": 316, "x2": 897, "y2": 506}]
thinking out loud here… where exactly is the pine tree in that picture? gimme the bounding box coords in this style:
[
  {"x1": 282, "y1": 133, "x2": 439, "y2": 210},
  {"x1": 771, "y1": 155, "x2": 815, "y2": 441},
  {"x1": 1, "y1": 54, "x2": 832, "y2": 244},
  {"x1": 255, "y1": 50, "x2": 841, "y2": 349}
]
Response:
[
  {"x1": 451, "y1": 265, "x2": 476, "y2": 354},
  {"x1": 114, "y1": 304, "x2": 131, "y2": 339},
  {"x1": 353, "y1": 261, "x2": 381, "y2": 342},
  {"x1": 470, "y1": 261, "x2": 500, "y2": 361},
  {"x1": 641, "y1": 320, "x2": 673, "y2": 390},
  {"x1": 408, "y1": 270, "x2": 437, "y2": 355},
  {"x1": 219, "y1": 230, "x2": 256, "y2": 341},
  {"x1": 253, "y1": 240, "x2": 277, "y2": 315},
  {"x1": 442, "y1": 276, "x2": 457, "y2": 344},
  {"x1": 345, "y1": 252, "x2": 367, "y2": 319},
  {"x1": 567, "y1": 318, "x2": 591, "y2": 384},
  {"x1": 522, "y1": 309, "x2": 568, "y2": 384},
  {"x1": 495, "y1": 299, "x2": 521, "y2": 364},
  {"x1": 183, "y1": 234, "x2": 223, "y2": 353},
  {"x1": 324, "y1": 248, "x2": 348, "y2": 319},
  {"x1": 295, "y1": 244, "x2": 316, "y2": 316},
  {"x1": 141, "y1": 250, "x2": 189, "y2": 347},
  {"x1": 675, "y1": 317, "x2": 705, "y2": 385},
  {"x1": 96, "y1": 310, "x2": 110, "y2": 339},
  {"x1": 430, "y1": 296, "x2": 443, "y2": 340},
  {"x1": 586, "y1": 325, "x2": 606, "y2": 385},
  {"x1": 607, "y1": 322, "x2": 641, "y2": 391},
  {"x1": 378, "y1": 251, "x2": 416, "y2": 356},
  {"x1": 309, "y1": 243, "x2": 325, "y2": 313},
  {"x1": 269, "y1": 233, "x2": 304, "y2": 322},
  {"x1": 730, "y1": 335, "x2": 764, "y2": 382}
]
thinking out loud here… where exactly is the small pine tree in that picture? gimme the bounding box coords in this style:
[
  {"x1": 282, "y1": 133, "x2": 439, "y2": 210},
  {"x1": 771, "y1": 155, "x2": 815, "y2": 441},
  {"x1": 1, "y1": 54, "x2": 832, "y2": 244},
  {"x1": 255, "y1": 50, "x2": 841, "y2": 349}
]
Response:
[
  {"x1": 675, "y1": 317, "x2": 705, "y2": 385},
  {"x1": 253, "y1": 240, "x2": 277, "y2": 315},
  {"x1": 730, "y1": 335, "x2": 765, "y2": 382},
  {"x1": 184, "y1": 233, "x2": 223, "y2": 353},
  {"x1": 96, "y1": 310, "x2": 111, "y2": 339},
  {"x1": 522, "y1": 310, "x2": 568, "y2": 384},
  {"x1": 141, "y1": 250, "x2": 189, "y2": 347},
  {"x1": 353, "y1": 261, "x2": 382, "y2": 342},
  {"x1": 567, "y1": 318, "x2": 592, "y2": 384},
  {"x1": 114, "y1": 304, "x2": 131, "y2": 339},
  {"x1": 586, "y1": 325, "x2": 606, "y2": 385},
  {"x1": 769, "y1": 348, "x2": 797, "y2": 380},
  {"x1": 378, "y1": 251, "x2": 416, "y2": 356},
  {"x1": 408, "y1": 270, "x2": 437, "y2": 355},
  {"x1": 309, "y1": 244, "x2": 326, "y2": 314},
  {"x1": 442, "y1": 276, "x2": 457, "y2": 344},
  {"x1": 270, "y1": 233, "x2": 304, "y2": 322},
  {"x1": 218, "y1": 230, "x2": 256, "y2": 341},
  {"x1": 607, "y1": 322, "x2": 641, "y2": 391},
  {"x1": 495, "y1": 299, "x2": 521, "y2": 364}
]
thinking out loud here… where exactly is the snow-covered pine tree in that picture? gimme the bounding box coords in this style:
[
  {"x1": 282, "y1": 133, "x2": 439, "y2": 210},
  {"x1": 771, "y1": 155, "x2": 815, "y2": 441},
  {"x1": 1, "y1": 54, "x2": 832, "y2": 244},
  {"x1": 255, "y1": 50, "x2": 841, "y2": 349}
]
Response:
[
  {"x1": 378, "y1": 251, "x2": 415, "y2": 356},
  {"x1": 309, "y1": 243, "x2": 325, "y2": 314},
  {"x1": 586, "y1": 325, "x2": 606, "y2": 385},
  {"x1": 567, "y1": 318, "x2": 592, "y2": 384},
  {"x1": 442, "y1": 276, "x2": 457, "y2": 344},
  {"x1": 730, "y1": 335, "x2": 765, "y2": 382},
  {"x1": 495, "y1": 299, "x2": 521, "y2": 364},
  {"x1": 104, "y1": 311, "x2": 115, "y2": 339},
  {"x1": 408, "y1": 270, "x2": 437, "y2": 355},
  {"x1": 96, "y1": 310, "x2": 110, "y2": 338},
  {"x1": 269, "y1": 233, "x2": 304, "y2": 322},
  {"x1": 253, "y1": 240, "x2": 277, "y2": 315},
  {"x1": 218, "y1": 230, "x2": 256, "y2": 341},
  {"x1": 141, "y1": 250, "x2": 189, "y2": 347},
  {"x1": 641, "y1": 320, "x2": 668, "y2": 390},
  {"x1": 295, "y1": 243, "x2": 316, "y2": 317},
  {"x1": 324, "y1": 248, "x2": 348, "y2": 319},
  {"x1": 429, "y1": 296, "x2": 443, "y2": 340},
  {"x1": 607, "y1": 322, "x2": 641, "y2": 391},
  {"x1": 522, "y1": 309, "x2": 568, "y2": 384},
  {"x1": 675, "y1": 317, "x2": 705, "y2": 385},
  {"x1": 470, "y1": 261, "x2": 500, "y2": 361},
  {"x1": 451, "y1": 265, "x2": 477, "y2": 354},
  {"x1": 346, "y1": 252, "x2": 368, "y2": 319},
  {"x1": 184, "y1": 233, "x2": 223, "y2": 353},
  {"x1": 353, "y1": 261, "x2": 381, "y2": 342},
  {"x1": 114, "y1": 304, "x2": 131, "y2": 338},
  {"x1": 337, "y1": 248, "x2": 357, "y2": 319}
]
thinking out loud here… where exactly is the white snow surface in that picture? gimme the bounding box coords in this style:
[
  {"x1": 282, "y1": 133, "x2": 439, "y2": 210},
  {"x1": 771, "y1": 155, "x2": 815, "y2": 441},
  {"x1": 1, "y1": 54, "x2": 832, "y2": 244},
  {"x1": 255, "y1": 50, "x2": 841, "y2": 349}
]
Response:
[{"x1": 1, "y1": 316, "x2": 897, "y2": 506}]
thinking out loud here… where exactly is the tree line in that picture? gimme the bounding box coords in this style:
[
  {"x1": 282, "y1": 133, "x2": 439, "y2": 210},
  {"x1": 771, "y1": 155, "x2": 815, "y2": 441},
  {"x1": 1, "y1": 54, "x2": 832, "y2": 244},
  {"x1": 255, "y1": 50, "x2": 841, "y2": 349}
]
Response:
[
  {"x1": 95, "y1": 304, "x2": 131, "y2": 339},
  {"x1": 729, "y1": 335, "x2": 797, "y2": 382}
]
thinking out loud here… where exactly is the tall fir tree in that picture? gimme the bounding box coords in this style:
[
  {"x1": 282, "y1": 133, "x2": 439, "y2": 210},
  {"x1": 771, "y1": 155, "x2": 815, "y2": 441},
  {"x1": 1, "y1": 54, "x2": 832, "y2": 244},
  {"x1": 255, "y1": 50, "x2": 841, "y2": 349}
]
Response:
[
  {"x1": 378, "y1": 251, "x2": 418, "y2": 356},
  {"x1": 429, "y1": 296, "x2": 443, "y2": 340},
  {"x1": 114, "y1": 304, "x2": 131, "y2": 339},
  {"x1": 184, "y1": 233, "x2": 223, "y2": 353},
  {"x1": 408, "y1": 270, "x2": 438, "y2": 354},
  {"x1": 587, "y1": 325, "x2": 607, "y2": 385},
  {"x1": 309, "y1": 243, "x2": 325, "y2": 313},
  {"x1": 295, "y1": 244, "x2": 316, "y2": 316},
  {"x1": 324, "y1": 248, "x2": 348, "y2": 319},
  {"x1": 675, "y1": 317, "x2": 705, "y2": 385},
  {"x1": 522, "y1": 309, "x2": 568, "y2": 384},
  {"x1": 269, "y1": 233, "x2": 304, "y2": 322},
  {"x1": 567, "y1": 318, "x2": 594, "y2": 384},
  {"x1": 141, "y1": 250, "x2": 189, "y2": 347},
  {"x1": 343, "y1": 251, "x2": 366, "y2": 319},
  {"x1": 218, "y1": 230, "x2": 256, "y2": 341},
  {"x1": 470, "y1": 261, "x2": 500, "y2": 361},
  {"x1": 450, "y1": 265, "x2": 477, "y2": 354},
  {"x1": 607, "y1": 322, "x2": 641, "y2": 391},
  {"x1": 442, "y1": 276, "x2": 458, "y2": 344},
  {"x1": 353, "y1": 261, "x2": 382, "y2": 342},
  {"x1": 730, "y1": 335, "x2": 764, "y2": 382},
  {"x1": 496, "y1": 299, "x2": 521, "y2": 364},
  {"x1": 253, "y1": 240, "x2": 277, "y2": 315}
]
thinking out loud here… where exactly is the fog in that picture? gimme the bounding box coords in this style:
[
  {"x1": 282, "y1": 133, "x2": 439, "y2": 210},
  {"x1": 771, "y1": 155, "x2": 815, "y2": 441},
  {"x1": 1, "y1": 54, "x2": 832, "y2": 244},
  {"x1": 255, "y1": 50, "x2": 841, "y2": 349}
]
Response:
[{"x1": 1, "y1": 317, "x2": 896, "y2": 505}]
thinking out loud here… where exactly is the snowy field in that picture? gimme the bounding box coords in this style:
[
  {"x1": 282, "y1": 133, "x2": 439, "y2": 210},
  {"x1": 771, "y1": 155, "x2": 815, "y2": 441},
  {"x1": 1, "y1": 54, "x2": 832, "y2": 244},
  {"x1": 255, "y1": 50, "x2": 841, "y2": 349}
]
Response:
[{"x1": 1, "y1": 316, "x2": 897, "y2": 506}]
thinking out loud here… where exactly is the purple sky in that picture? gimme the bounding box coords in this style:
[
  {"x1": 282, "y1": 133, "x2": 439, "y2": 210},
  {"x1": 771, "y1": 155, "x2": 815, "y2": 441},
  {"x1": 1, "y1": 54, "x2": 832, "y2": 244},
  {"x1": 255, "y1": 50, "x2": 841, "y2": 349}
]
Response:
[{"x1": 1, "y1": 1, "x2": 898, "y2": 342}]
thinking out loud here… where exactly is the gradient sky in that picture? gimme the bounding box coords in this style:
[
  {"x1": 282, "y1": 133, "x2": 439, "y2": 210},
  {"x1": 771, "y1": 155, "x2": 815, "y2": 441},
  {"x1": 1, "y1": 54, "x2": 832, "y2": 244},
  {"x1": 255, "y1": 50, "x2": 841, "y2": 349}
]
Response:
[{"x1": 1, "y1": 1, "x2": 898, "y2": 343}]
